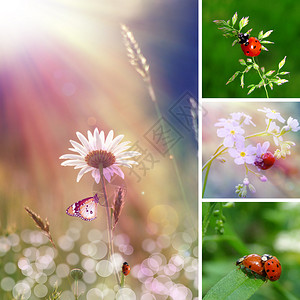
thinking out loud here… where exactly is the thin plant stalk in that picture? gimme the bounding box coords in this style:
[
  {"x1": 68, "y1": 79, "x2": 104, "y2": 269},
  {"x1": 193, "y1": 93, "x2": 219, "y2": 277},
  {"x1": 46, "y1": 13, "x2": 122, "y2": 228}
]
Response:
[
  {"x1": 99, "y1": 165, "x2": 121, "y2": 287},
  {"x1": 252, "y1": 57, "x2": 269, "y2": 98}
]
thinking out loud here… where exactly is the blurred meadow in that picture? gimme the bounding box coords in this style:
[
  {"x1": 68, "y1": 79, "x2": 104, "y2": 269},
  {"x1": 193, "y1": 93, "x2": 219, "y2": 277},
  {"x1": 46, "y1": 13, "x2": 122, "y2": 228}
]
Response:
[
  {"x1": 202, "y1": 102, "x2": 300, "y2": 198},
  {"x1": 203, "y1": 0, "x2": 299, "y2": 98},
  {"x1": 0, "y1": 0, "x2": 198, "y2": 299},
  {"x1": 203, "y1": 202, "x2": 300, "y2": 299}
]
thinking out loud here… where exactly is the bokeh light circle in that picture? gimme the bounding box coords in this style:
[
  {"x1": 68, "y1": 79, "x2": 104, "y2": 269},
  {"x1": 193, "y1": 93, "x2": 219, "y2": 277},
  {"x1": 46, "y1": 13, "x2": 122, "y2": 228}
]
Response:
[
  {"x1": 116, "y1": 287, "x2": 136, "y2": 299},
  {"x1": 96, "y1": 260, "x2": 113, "y2": 277}
]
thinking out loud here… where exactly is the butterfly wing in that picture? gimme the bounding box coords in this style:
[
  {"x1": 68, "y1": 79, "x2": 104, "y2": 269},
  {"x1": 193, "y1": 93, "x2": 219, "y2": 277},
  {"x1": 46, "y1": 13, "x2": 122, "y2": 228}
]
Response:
[{"x1": 66, "y1": 196, "x2": 98, "y2": 221}]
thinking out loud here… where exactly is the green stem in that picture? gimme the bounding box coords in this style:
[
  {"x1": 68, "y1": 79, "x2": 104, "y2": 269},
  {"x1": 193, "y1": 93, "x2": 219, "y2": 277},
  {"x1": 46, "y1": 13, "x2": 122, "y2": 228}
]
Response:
[
  {"x1": 99, "y1": 166, "x2": 121, "y2": 287},
  {"x1": 202, "y1": 202, "x2": 217, "y2": 238},
  {"x1": 202, "y1": 161, "x2": 212, "y2": 198},
  {"x1": 252, "y1": 57, "x2": 269, "y2": 98}
]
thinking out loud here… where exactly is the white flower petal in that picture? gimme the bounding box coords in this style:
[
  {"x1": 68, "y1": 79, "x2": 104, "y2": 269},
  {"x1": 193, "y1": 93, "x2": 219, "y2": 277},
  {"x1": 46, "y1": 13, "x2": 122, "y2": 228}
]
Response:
[
  {"x1": 94, "y1": 129, "x2": 103, "y2": 149},
  {"x1": 74, "y1": 163, "x2": 89, "y2": 169},
  {"x1": 116, "y1": 159, "x2": 139, "y2": 166},
  {"x1": 92, "y1": 169, "x2": 101, "y2": 184},
  {"x1": 76, "y1": 131, "x2": 92, "y2": 152},
  {"x1": 59, "y1": 154, "x2": 84, "y2": 160},
  {"x1": 61, "y1": 160, "x2": 84, "y2": 166},
  {"x1": 70, "y1": 140, "x2": 89, "y2": 156},
  {"x1": 111, "y1": 165, "x2": 124, "y2": 179},
  {"x1": 87, "y1": 130, "x2": 96, "y2": 150},
  {"x1": 104, "y1": 130, "x2": 114, "y2": 150},
  {"x1": 103, "y1": 168, "x2": 112, "y2": 182},
  {"x1": 116, "y1": 151, "x2": 142, "y2": 159},
  {"x1": 76, "y1": 165, "x2": 93, "y2": 182},
  {"x1": 107, "y1": 134, "x2": 124, "y2": 152}
]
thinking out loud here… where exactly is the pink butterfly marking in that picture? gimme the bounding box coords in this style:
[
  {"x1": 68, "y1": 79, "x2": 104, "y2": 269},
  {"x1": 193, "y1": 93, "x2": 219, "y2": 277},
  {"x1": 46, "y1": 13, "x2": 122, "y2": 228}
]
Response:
[{"x1": 66, "y1": 194, "x2": 100, "y2": 221}]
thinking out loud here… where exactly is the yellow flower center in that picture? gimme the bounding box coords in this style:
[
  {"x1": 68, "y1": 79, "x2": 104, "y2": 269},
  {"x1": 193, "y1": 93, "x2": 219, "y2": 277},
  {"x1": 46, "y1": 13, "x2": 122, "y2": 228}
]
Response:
[
  {"x1": 85, "y1": 150, "x2": 116, "y2": 168},
  {"x1": 240, "y1": 151, "x2": 246, "y2": 157},
  {"x1": 230, "y1": 130, "x2": 235, "y2": 135}
]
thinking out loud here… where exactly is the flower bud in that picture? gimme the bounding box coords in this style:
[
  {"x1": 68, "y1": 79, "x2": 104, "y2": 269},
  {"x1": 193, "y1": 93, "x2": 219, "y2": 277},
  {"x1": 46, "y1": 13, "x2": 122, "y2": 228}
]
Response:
[{"x1": 70, "y1": 268, "x2": 83, "y2": 280}]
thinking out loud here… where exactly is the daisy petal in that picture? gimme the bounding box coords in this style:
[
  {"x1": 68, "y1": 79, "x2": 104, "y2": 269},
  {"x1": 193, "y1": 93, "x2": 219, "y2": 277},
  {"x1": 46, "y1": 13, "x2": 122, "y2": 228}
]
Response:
[
  {"x1": 61, "y1": 160, "x2": 84, "y2": 166},
  {"x1": 103, "y1": 169, "x2": 112, "y2": 182},
  {"x1": 104, "y1": 130, "x2": 114, "y2": 150},
  {"x1": 76, "y1": 131, "x2": 92, "y2": 152},
  {"x1": 70, "y1": 140, "x2": 89, "y2": 156},
  {"x1": 117, "y1": 151, "x2": 142, "y2": 159},
  {"x1": 76, "y1": 166, "x2": 93, "y2": 182},
  {"x1": 59, "y1": 154, "x2": 84, "y2": 160},
  {"x1": 107, "y1": 134, "x2": 124, "y2": 152},
  {"x1": 111, "y1": 165, "x2": 125, "y2": 179},
  {"x1": 92, "y1": 169, "x2": 101, "y2": 184}
]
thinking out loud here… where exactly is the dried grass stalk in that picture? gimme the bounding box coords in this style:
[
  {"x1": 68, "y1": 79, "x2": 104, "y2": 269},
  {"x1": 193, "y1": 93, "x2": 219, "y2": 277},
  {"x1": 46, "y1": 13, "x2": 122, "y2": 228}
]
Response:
[
  {"x1": 121, "y1": 24, "x2": 150, "y2": 80},
  {"x1": 190, "y1": 97, "x2": 198, "y2": 141},
  {"x1": 25, "y1": 207, "x2": 56, "y2": 248},
  {"x1": 112, "y1": 187, "x2": 126, "y2": 230}
]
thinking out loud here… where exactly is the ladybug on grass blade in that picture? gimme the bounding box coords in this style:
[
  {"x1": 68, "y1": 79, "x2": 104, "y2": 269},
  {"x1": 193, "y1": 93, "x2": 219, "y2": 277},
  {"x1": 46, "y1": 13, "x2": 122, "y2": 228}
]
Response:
[
  {"x1": 261, "y1": 254, "x2": 282, "y2": 281},
  {"x1": 236, "y1": 254, "x2": 266, "y2": 277},
  {"x1": 238, "y1": 33, "x2": 262, "y2": 57}
]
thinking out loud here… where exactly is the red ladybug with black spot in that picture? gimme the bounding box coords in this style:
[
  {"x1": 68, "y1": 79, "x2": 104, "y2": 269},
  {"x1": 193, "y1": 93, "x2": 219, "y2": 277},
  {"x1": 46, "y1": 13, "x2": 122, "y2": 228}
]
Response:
[
  {"x1": 122, "y1": 262, "x2": 130, "y2": 276},
  {"x1": 238, "y1": 33, "x2": 262, "y2": 57},
  {"x1": 254, "y1": 151, "x2": 276, "y2": 170},
  {"x1": 236, "y1": 254, "x2": 266, "y2": 277},
  {"x1": 261, "y1": 254, "x2": 282, "y2": 281}
]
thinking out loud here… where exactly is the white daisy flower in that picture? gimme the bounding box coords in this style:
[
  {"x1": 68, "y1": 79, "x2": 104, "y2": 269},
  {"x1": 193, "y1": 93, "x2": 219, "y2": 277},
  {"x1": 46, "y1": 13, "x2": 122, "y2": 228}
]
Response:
[{"x1": 60, "y1": 129, "x2": 141, "y2": 183}]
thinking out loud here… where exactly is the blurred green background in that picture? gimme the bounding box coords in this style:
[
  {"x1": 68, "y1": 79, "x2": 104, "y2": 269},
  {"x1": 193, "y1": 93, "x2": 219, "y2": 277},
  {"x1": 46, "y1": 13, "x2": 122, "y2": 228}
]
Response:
[
  {"x1": 203, "y1": 202, "x2": 300, "y2": 299},
  {"x1": 203, "y1": 102, "x2": 300, "y2": 198},
  {"x1": 203, "y1": 0, "x2": 299, "y2": 97}
]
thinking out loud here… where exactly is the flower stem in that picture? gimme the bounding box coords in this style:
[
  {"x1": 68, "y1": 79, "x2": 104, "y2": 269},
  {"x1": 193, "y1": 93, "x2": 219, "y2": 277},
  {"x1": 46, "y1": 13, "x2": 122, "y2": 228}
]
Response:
[
  {"x1": 202, "y1": 202, "x2": 217, "y2": 238},
  {"x1": 99, "y1": 166, "x2": 121, "y2": 287},
  {"x1": 252, "y1": 57, "x2": 269, "y2": 98}
]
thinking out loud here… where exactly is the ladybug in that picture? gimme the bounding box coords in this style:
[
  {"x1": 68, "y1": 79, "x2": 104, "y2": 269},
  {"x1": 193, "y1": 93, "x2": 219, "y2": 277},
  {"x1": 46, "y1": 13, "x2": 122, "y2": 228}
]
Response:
[
  {"x1": 122, "y1": 262, "x2": 130, "y2": 276},
  {"x1": 254, "y1": 151, "x2": 275, "y2": 170},
  {"x1": 238, "y1": 33, "x2": 261, "y2": 57},
  {"x1": 236, "y1": 254, "x2": 266, "y2": 277},
  {"x1": 261, "y1": 254, "x2": 282, "y2": 281}
]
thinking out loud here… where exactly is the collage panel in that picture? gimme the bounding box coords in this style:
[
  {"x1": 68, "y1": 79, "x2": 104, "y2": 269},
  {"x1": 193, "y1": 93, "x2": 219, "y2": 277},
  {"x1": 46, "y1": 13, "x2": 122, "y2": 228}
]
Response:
[
  {"x1": 203, "y1": 0, "x2": 298, "y2": 98},
  {"x1": 202, "y1": 202, "x2": 300, "y2": 299},
  {"x1": 202, "y1": 102, "x2": 300, "y2": 198}
]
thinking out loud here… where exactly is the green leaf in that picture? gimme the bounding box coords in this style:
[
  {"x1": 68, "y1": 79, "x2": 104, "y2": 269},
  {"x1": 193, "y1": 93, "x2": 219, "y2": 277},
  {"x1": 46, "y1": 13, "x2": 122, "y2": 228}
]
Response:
[
  {"x1": 232, "y1": 12, "x2": 238, "y2": 26},
  {"x1": 239, "y1": 59, "x2": 246, "y2": 66},
  {"x1": 247, "y1": 86, "x2": 256, "y2": 95},
  {"x1": 246, "y1": 58, "x2": 252, "y2": 63},
  {"x1": 245, "y1": 28, "x2": 253, "y2": 35},
  {"x1": 257, "y1": 30, "x2": 264, "y2": 40},
  {"x1": 232, "y1": 39, "x2": 238, "y2": 47},
  {"x1": 260, "y1": 40, "x2": 274, "y2": 44},
  {"x1": 279, "y1": 56, "x2": 287, "y2": 70},
  {"x1": 274, "y1": 79, "x2": 288, "y2": 85},
  {"x1": 245, "y1": 65, "x2": 252, "y2": 73},
  {"x1": 203, "y1": 269, "x2": 265, "y2": 300},
  {"x1": 253, "y1": 63, "x2": 259, "y2": 70},
  {"x1": 269, "y1": 82, "x2": 273, "y2": 90},
  {"x1": 263, "y1": 30, "x2": 273, "y2": 38},
  {"x1": 265, "y1": 70, "x2": 275, "y2": 76},
  {"x1": 261, "y1": 45, "x2": 269, "y2": 51},
  {"x1": 261, "y1": 67, "x2": 265, "y2": 74},
  {"x1": 240, "y1": 74, "x2": 244, "y2": 88},
  {"x1": 226, "y1": 71, "x2": 240, "y2": 85},
  {"x1": 239, "y1": 17, "x2": 249, "y2": 30},
  {"x1": 278, "y1": 72, "x2": 290, "y2": 75}
]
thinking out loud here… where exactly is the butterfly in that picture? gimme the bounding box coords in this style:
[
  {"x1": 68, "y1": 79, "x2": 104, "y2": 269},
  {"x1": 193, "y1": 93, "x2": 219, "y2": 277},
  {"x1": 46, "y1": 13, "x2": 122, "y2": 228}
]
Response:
[{"x1": 66, "y1": 194, "x2": 100, "y2": 221}]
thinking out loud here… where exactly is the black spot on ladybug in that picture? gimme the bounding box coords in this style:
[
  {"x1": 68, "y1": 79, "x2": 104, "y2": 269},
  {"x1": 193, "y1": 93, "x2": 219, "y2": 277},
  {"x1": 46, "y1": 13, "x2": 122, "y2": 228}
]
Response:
[
  {"x1": 272, "y1": 270, "x2": 275, "y2": 272},
  {"x1": 266, "y1": 269, "x2": 269, "y2": 273},
  {"x1": 249, "y1": 265, "x2": 252, "y2": 269},
  {"x1": 268, "y1": 262, "x2": 270, "y2": 265},
  {"x1": 247, "y1": 51, "x2": 250, "y2": 54},
  {"x1": 259, "y1": 48, "x2": 261, "y2": 51},
  {"x1": 255, "y1": 40, "x2": 258, "y2": 42},
  {"x1": 254, "y1": 46, "x2": 256, "y2": 49},
  {"x1": 277, "y1": 264, "x2": 279, "y2": 267},
  {"x1": 270, "y1": 276, "x2": 274, "y2": 278}
]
